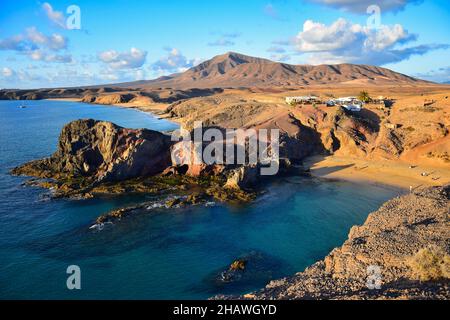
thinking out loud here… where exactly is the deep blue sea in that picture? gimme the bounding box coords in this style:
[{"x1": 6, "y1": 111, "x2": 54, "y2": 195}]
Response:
[{"x1": 0, "y1": 100, "x2": 401, "y2": 299}]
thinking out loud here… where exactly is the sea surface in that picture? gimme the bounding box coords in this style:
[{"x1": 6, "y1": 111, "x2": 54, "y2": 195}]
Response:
[{"x1": 0, "y1": 100, "x2": 401, "y2": 299}]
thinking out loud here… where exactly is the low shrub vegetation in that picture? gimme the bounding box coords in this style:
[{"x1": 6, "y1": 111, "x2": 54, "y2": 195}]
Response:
[{"x1": 407, "y1": 245, "x2": 450, "y2": 281}]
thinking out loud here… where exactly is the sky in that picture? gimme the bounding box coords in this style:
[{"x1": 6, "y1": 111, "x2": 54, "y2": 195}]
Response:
[{"x1": 1, "y1": 0, "x2": 449, "y2": 88}]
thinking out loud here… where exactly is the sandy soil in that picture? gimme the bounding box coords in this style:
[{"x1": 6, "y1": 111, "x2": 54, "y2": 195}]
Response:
[{"x1": 304, "y1": 155, "x2": 450, "y2": 190}]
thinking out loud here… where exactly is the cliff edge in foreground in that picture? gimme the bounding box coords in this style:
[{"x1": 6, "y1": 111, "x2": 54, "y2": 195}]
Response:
[{"x1": 230, "y1": 186, "x2": 449, "y2": 300}]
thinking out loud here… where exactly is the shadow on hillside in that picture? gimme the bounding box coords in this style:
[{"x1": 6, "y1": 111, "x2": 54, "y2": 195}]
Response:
[
  {"x1": 309, "y1": 164, "x2": 355, "y2": 176},
  {"x1": 344, "y1": 108, "x2": 382, "y2": 133}
]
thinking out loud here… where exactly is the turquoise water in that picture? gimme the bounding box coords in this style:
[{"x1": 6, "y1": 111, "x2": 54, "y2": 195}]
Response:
[{"x1": 0, "y1": 100, "x2": 401, "y2": 299}]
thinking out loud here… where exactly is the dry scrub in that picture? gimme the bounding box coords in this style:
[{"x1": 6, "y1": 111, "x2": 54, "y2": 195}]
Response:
[{"x1": 407, "y1": 245, "x2": 450, "y2": 281}]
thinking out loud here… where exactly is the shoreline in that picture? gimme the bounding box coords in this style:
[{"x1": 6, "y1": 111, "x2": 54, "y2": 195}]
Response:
[{"x1": 44, "y1": 98, "x2": 181, "y2": 126}]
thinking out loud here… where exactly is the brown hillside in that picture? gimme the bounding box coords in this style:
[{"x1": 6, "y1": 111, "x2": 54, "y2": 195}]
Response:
[{"x1": 120, "y1": 52, "x2": 429, "y2": 89}]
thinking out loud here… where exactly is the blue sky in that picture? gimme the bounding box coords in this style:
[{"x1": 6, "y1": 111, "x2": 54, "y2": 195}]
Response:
[{"x1": 1, "y1": 0, "x2": 449, "y2": 88}]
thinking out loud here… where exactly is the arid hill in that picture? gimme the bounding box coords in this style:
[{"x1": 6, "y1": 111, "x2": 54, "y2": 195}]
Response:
[
  {"x1": 0, "y1": 52, "x2": 437, "y2": 101},
  {"x1": 118, "y1": 52, "x2": 429, "y2": 89}
]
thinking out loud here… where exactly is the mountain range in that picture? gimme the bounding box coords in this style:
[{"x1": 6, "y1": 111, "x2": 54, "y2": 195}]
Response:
[{"x1": 118, "y1": 52, "x2": 430, "y2": 89}]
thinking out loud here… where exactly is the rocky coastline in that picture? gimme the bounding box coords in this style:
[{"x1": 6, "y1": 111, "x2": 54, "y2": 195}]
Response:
[
  {"x1": 11, "y1": 117, "x2": 450, "y2": 300},
  {"x1": 11, "y1": 119, "x2": 274, "y2": 224},
  {"x1": 8, "y1": 88, "x2": 450, "y2": 299},
  {"x1": 212, "y1": 185, "x2": 449, "y2": 300}
]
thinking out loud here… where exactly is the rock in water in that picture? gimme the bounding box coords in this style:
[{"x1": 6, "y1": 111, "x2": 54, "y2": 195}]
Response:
[
  {"x1": 12, "y1": 119, "x2": 172, "y2": 182},
  {"x1": 225, "y1": 165, "x2": 259, "y2": 189}
]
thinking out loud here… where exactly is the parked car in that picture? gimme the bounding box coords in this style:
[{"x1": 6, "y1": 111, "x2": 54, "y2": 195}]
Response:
[{"x1": 341, "y1": 103, "x2": 363, "y2": 112}]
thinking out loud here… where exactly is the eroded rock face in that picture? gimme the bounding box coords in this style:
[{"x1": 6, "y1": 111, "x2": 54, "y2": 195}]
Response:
[
  {"x1": 81, "y1": 93, "x2": 136, "y2": 105},
  {"x1": 12, "y1": 119, "x2": 173, "y2": 183}
]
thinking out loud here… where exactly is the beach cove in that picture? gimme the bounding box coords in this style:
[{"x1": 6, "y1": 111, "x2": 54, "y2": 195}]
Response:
[{"x1": 0, "y1": 100, "x2": 401, "y2": 299}]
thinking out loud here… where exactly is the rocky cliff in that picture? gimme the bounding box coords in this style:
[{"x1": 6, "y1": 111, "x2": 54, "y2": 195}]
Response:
[{"x1": 12, "y1": 119, "x2": 173, "y2": 183}]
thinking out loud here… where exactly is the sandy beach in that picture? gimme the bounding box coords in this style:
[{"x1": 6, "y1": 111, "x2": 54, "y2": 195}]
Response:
[{"x1": 304, "y1": 155, "x2": 450, "y2": 190}]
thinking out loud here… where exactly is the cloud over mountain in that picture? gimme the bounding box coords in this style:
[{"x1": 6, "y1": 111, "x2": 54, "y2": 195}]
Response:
[
  {"x1": 152, "y1": 48, "x2": 197, "y2": 73},
  {"x1": 208, "y1": 31, "x2": 241, "y2": 47}
]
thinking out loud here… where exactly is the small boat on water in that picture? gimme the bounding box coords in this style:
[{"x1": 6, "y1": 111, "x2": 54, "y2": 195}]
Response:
[{"x1": 18, "y1": 105, "x2": 27, "y2": 109}]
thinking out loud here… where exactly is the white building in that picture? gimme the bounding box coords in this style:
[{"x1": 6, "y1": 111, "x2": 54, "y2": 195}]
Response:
[
  {"x1": 329, "y1": 97, "x2": 363, "y2": 112},
  {"x1": 286, "y1": 96, "x2": 320, "y2": 105}
]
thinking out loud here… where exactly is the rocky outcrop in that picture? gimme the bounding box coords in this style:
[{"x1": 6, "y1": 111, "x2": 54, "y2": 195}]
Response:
[
  {"x1": 210, "y1": 252, "x2": 284, "y2": 291},
  {"x1": 12, "y1": 120, "x2": 259, "y2": 202},
  {"x1": 229, "y1": 185, "x2": 450, "y2": 300},
  {"x1": 12, "y1": 119, "x2": 173, "y2": 183},
  {"x1": 224, "y1": 165, "x2": 259, "y2": 189}
]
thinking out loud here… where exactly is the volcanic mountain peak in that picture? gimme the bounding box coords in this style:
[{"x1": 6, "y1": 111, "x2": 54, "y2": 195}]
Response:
[
  {"x1": 188, "y1": 52, "x2": 271, "y2": 75},
  {"x1": 211, "y1": 51, "x2": 271, "y2": 64}
]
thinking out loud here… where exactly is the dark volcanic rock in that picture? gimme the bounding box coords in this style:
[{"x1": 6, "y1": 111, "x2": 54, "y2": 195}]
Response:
[{"x1": 12, "y1": 119, "x2": 173, "y2": 183}]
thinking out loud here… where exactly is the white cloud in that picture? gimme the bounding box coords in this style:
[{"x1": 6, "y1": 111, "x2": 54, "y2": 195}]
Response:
[
  {"x1": 208, "y1": 31, "x2": 241, "y2": 47},
  {"x1": 42, "y1": 2, "x2": 66, "y2": 29},
  {"x1": 0, "y1": 64, "x2": 146, "y2": 88},
  {"x1": 152, "y1": 48, "x2": 197, "y2": 73},
  {"x1": 0, "y1": 67, "x2": 44, "y2": 84},
  {"x1": 133, "y1": 69, "x2": 146, "y2": 80},
  {"x1": 267, "y1": 46, "x2": 286, "y2": 53},
  {"x1": 364, "y1": 25, "x2": 416, "y2": 51},
  {"x1": 270, "y1": 54, "x2": 291, "y2": 62},
  {"x1": 415, "y1": 66, "x2": 450, "y2": 83},
  {"x1": 0, "y1": 27, "x2": 70, "y2": 63},
  {"x1": 307, "y1": 0, "x2": 422, "y2": 13},
  {"x1": 208, "y1": 39, "x2": 235, "y2": 47},
  {"x1": 2, "y1": 67, "x2": 14, "y2": 77},
  {"x1": 295, "y1": 19, "x2": 366, "y2": 52},
  {"x1": 272, "y1": 39, "x2": 291, "y2": 46},
  {"x1": 27, "y1": 50, "x2": 73, "y2": 63},
  {"x1": 98, "y1": 70, "x2": 119, "y2": 81},
  {"x1": 45, "y1": 53, "x2": 72, "y2": 63},
  {"x1": 98, "y1": 47, "x2": 147, "y2": 69},
  {"x1": 26, "y1": 27, "x2": 67, "y2": 50},
  {"x1": 293, "y1": 18, "x2": 447, "y2": 65},
  {"x1": 94, "y1": 68, "x2": 147, "y2": 82}
]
